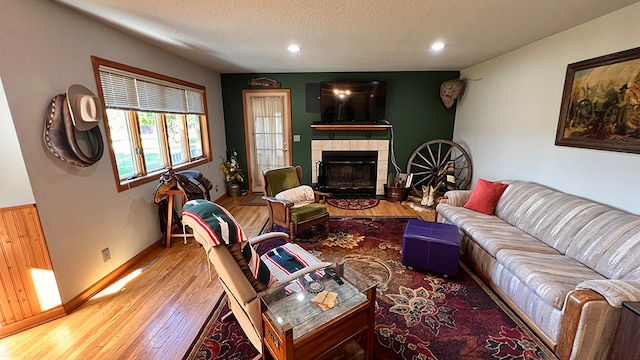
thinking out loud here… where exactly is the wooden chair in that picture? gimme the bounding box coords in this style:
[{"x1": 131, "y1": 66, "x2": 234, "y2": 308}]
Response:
[{"x1": 260, "y1": 166, "x2": 331, "y2": 242}]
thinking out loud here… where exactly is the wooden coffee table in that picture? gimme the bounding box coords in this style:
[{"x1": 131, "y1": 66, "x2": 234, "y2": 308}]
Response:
[{"x1": 260, "y1": 264, "x2": 376, "y2": 360}]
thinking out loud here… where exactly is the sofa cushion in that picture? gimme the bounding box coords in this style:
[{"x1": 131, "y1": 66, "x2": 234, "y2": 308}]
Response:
[
  {"x1": 438, "y1": 204, "x2": 560, "y2": 257},
  {"x1": 496, "y1": 249, "x2": 607, "y2": 309},
  {"x1": 493, "y1": 262, "x2": 564, "y2": 342},
  {"x1": 577, "y1": 279, "x2": 640, "y2": 307},
  {"x1": 264, "y1": 166, "x2": 301, "y2": 196},
  {"x1": 290, "y1": 202, "x2": 328, "y2": 222},
  {"x1": 566, "y1": 210, "x2": 640, "y2": 279},
  {"x1": 622, "y1": 266, "x2": 640, "y2": 280},
  {"x1": 463, "y1": 179, "x2": 508, "y2": 215},
  {"x1": 494, "y1": 181, "x2": 610, "y2": 253}
]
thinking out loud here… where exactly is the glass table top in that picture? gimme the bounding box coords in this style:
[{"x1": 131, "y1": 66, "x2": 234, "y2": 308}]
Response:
[{"x1": 261, "y1": 263, "x2": 375, "y2": 339}]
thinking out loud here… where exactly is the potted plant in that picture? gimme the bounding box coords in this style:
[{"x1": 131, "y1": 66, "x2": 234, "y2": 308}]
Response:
[{"x1": 220, "y1": 149, "x2": 244, "y2": 197}]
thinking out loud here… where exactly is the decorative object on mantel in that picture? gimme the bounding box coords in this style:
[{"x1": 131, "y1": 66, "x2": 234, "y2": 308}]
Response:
[
  {"x1": 248, "y1": 77, "x2": 281, "y2": 88},
  {"x1": 220, "y1": 149, "x2": 244, "y2": 197},
  {"x1": 43, "y1": 84, "x2": 104, "y2": 167},
  {"x1": 440, "y1": 78, "x2": 465, "y2": 108},
  {"x1": 556, "y1": 46, "x2": 640, "y2": 155}
]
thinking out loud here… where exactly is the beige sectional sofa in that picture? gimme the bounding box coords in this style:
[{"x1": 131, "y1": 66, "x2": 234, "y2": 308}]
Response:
[{"x1": 436, "y1": 180, "x2": 640, "y2": 360}]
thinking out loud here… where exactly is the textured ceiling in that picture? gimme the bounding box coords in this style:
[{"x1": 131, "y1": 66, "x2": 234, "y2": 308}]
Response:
[{"x1": 52, "y1": 0, "x2": 638, "y2": 73}]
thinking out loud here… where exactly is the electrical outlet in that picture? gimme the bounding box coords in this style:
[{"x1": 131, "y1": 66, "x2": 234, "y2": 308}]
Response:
[
  {"x1": 101, "y1": 247, "x2": 111, "y2": 262},
  {"x1": 215, "y1": 184, "x2": 219, "y2": 192}
]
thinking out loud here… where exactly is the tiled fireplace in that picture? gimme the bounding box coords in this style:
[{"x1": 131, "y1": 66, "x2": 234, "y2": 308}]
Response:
[{"x1": 311, "y1": 140, "x2": 389, "y2": 195}]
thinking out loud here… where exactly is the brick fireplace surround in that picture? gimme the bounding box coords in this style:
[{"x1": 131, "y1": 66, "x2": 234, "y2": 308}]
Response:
[{"x1": 311, "y1": 140, "x2": 389, "y2": 195}]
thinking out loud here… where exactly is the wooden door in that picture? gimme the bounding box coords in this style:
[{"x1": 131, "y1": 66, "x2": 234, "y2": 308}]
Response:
[{"x1": 243, "y1": 90, "x2": 292, "y2": 193}]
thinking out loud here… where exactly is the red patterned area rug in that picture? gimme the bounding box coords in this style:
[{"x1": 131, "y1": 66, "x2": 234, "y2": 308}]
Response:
[
  {"x1": 326, "y1": 198, "x2": 379, "y2": 210},
  {"x1": 184, "y1": 217, "x2": 557, "y2": 360}
]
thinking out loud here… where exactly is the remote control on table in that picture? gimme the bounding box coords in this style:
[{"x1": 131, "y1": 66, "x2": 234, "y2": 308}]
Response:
[{"x1": 325, "y1": 268, "x2": 344, "y2": 285}]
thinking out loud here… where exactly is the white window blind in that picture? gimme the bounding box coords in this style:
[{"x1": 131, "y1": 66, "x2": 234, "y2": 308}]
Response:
[{"x1": 98, "y1": 65, "x2": 204, "y2": 114}]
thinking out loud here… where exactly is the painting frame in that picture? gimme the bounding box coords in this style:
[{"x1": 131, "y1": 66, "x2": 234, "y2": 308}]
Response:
[{"x1": 555, "y1": 46, "x2": 640, "y2": 154}]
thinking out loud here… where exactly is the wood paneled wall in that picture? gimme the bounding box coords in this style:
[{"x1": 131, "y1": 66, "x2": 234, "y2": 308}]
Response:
[{"x1": 0, "y1": 204, "x2": 65, "y2": 338}]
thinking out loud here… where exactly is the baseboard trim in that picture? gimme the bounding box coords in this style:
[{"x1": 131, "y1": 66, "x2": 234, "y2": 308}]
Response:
[
  {"x1": 0, "y1": 306, "x2": 66, "y2": 339},
  {"x1": 62, "y1": 238, "x2": 163, "y2": 313}
]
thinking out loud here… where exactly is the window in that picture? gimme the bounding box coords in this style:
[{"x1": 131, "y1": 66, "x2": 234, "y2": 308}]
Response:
[{"x1": 91, "y1": 56, "x2": 211, "y2": 191}]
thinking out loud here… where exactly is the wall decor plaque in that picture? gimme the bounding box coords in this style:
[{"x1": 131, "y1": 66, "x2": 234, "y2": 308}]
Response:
[{"x1": 248, "y1": 77, "x2": 281, "y2": 88}]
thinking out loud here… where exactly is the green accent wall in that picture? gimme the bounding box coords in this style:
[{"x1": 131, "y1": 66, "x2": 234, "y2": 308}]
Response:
[{"x1": 221, "y1": 71, "x2": 459, "y2": 188}]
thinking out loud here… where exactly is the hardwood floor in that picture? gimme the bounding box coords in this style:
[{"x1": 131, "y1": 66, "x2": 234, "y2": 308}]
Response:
[{"x1": 0, "y1": 195, "x2": 431, "y2": 359}]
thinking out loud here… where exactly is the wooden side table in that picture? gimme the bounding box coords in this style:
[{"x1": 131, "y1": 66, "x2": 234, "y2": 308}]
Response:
[
  {"x1": 607, "y1": 301, "x2": 640, "y2": 360},
  {"x1": 261, "y1": 265, "x2": 376, "y2": 360}
]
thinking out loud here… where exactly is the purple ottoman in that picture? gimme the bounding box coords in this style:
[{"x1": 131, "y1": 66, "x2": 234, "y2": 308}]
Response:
[{"x1": 402, "y1": 220, "x2": 460, "y2": 276}]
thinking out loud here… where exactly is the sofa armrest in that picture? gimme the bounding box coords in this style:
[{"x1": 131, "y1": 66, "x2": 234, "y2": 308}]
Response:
[
  {"x1": 557, "y1": 289, "x2": 610, "y2": 360},
  {"x1": 439, "y1": 190, "x2": 472, "y2": 207},
  {"x1": 557, "y1": 280, "x2": 640, "y2": 359},
  {"x1": 576, "y1": 279, "x2": 640, "y2": 307}
]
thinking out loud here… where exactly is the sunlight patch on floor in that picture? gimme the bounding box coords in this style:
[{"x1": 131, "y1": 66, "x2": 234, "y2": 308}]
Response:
[{"x1": 91, "y1": 256, "x2": 161, "y2": 300}]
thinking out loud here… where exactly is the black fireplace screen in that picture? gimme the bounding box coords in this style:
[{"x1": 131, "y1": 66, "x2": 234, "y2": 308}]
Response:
[{"x1": 318, "y1": 151, "x2": 377, "y2": 195}]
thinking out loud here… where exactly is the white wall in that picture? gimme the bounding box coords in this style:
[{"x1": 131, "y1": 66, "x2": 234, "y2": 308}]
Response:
[
  {"x1": 0, "y1": 0, "x2": 227, "y2": 302},
  {"x1": 455, "y1": 2, "x2": 640, "y2": 215},
  {"x1": 0, "y1": 77, "x2": 35, "y2": 207}
]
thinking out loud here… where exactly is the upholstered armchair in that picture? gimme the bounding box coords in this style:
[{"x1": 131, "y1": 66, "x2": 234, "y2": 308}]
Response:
[
  {"x1": 181, "y1": 199, "x2": 331, "y2": 354},
  {"x1": 260, "y1": 166, "x2": 331, "y2": 242}
]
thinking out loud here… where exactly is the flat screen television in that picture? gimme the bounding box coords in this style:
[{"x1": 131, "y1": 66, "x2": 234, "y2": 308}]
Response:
[{"x1": 319, "y1": 81, "x2": 387, "y2": 123}]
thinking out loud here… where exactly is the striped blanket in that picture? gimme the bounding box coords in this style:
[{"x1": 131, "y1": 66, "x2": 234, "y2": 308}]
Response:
[
  {"x1": 182, "y1": 199, "x2": 324, "y2": 292},
  {"x1": 262, "y1": 243, "x2": 325, "y2": 293},
  {"x1": 182, "y1": 199, "x2": 272, "y2": 287}
]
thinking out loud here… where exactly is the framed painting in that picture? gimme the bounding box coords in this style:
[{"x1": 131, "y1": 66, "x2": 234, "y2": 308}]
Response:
[{"x1": 555, "y1": 46, "x2": 640, "y2": 154}]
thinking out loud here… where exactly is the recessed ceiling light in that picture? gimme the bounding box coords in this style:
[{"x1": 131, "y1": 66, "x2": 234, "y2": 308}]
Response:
[
  {"x1": 431, "y1": 42, "x2": 445, "y2": 51},
  {"x1": 287, "y1": 45, "x2": 301, "y2": 53}
]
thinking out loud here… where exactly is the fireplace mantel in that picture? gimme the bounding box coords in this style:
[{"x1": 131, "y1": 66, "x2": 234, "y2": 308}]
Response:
[{"x1": 311, "y1": 124, "x2": 392, "y2": 131}]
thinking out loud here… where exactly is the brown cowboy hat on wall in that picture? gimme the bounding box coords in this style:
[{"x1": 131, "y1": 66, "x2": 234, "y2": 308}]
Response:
[
  {"x1": 66, "y1": 84, "x2": 103, "y2": 131},
  {"x1": 43, "y1": 84, "x2": 104, "y2": 167}
]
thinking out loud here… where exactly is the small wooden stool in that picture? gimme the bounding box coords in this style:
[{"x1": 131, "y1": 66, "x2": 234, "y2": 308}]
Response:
[{"x1": 165, "y1": 189, "x2": 194, "y2": 248}]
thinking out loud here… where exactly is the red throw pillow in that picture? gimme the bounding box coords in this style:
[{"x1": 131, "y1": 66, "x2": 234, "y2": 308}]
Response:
[{"x1": 463, "y1": 179, "x2": 508, "y2": 215}]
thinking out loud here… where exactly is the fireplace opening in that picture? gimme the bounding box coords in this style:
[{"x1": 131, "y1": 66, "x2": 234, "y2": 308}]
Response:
[{"x1": 318, "y1": 151, "x2": 377, "y2": 196}]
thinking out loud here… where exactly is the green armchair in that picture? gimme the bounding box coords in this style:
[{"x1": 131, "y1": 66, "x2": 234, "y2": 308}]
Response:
[{"x1": 260, "y1": 166, "x2": 331, "y2": 242}]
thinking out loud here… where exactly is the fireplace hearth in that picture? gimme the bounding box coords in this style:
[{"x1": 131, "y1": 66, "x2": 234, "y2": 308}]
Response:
[{"x1": 318, "y1": 151, "x2": 377, "y2": 195}]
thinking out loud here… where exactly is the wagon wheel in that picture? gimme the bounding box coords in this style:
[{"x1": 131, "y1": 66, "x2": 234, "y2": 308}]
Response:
[{"x1": 407, "y1": 139, "x2": 472, "y2": 194}]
